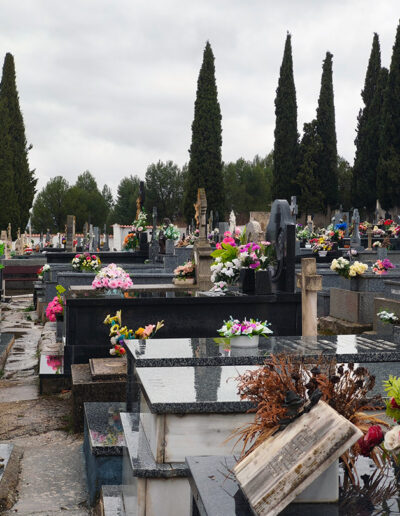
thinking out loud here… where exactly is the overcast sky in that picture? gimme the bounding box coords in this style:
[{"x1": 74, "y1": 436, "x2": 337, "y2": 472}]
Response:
[{"x1": 0, "y1": 1, "x2": 399, "y2": 197}]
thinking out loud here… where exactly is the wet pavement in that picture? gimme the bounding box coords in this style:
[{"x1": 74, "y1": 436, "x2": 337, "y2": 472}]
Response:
[{"x1": 0, "y1": 295, "x2": 90, "y2": 515}]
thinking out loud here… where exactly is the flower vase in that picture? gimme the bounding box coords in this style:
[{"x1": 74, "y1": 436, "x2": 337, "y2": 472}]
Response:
[
  {"x1": 55, "y1": 313, "x2": 64, "y2": 341},
  {"x1": 105, "y1": 288, "x2": 124, "y2": 297},
  {"x1": 255, "y1": 269, "x2": 272, "y2": 295},
  {"x1": 240, "y1": 268, "x2": 255, "y2": 295},
  {"x1": 173, "y1": 277, "x2": 195, "y2": 285},
  {"x1": 230, "y1": 335, "x2": 259, "y2": 348},
  {"x1": 165, "y1": 239, "x2": 175, "y2": 255},
  {"x1": 318, "y1": 251, "x2": 328, "y2": 257}
]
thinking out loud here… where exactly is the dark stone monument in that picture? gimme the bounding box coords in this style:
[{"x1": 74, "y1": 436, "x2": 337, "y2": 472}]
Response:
[
  {"x1": 149, "y1": 207, "x2": 160, "y2": 263},
  {"x1": 93, "y1": 227, "x2": 100, "y2": 252},
  {"x1": 266, "y1": 199, "x2": 296, "y2": 293}
]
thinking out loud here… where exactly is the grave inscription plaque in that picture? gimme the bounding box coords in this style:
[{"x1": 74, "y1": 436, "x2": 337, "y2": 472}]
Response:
[{"x1": 234, "y1": 400, "x2": 362, "y2": 516}]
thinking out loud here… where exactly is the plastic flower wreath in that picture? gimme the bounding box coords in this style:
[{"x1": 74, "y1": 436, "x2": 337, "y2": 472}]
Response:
[{"x1": 104, "y1": 310, "x2": 164, "y2": 356}]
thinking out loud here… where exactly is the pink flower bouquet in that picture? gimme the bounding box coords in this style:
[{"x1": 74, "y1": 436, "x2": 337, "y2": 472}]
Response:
[
  {"x1": 45, "y1": 296, "x2": 64, "y2": 322},
  {"x1": 92, "y1": 263, "x2": 133, "y2": 291}
]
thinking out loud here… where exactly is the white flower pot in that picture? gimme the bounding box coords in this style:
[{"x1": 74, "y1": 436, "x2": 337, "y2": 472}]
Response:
[
  {"x1": 318, "y1": 251, "x2": 328, "y2": 257},
  {"x1": 230, "y1": 335, "x2": 259, "y2": 348}
]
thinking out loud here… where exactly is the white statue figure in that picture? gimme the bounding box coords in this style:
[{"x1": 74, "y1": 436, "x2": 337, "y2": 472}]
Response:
[{"x1": 229, "y1": 210, "x2": 236, "y2": 235}]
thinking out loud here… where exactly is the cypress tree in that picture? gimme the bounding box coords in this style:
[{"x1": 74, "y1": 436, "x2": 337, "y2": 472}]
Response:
[
  {"x1": 296, "y1": 120, "x2": 324, "y2": 216},
  {"x1": 352, "y1": 34, "x2": 382, "y2": 212},
  {"x1": 377, "y1": 21, "x2": 400, "y2": 209},
  {"x1": 272, "y1": 33, "x2": 299, "y2": 201},
  {"x1": 0, "y1": 98, "x2": 18, "y2": 231},
  {"x1": 0, "y1": 53, "x2": 36, "y2": 234},
  {"x1": 316, "y1": 52, "x2": 338, "y2": 210},
  {"x1": 183, "y1": 41, "x2": 224, "y2": 222}
]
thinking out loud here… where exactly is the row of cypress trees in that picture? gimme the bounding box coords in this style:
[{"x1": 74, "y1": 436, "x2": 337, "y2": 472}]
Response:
[
  {"x1": 273, "y1": 22, "x2": 400, "y2": 215},
  {"x1": 354, "y1": 24, "x2": 400, "y2": 211},
  {"x1": 272, "y1": 33, "x2": 338, "y2": 214},
  {"x1": 0, "y1": 53, "x2": 36, "y2": 237}
]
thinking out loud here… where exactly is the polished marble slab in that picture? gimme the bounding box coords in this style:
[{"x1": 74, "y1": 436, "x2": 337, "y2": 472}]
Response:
[
  {"x1": 137, "y1": 365, "x2": 257, "y2": 414},
  {"x1": 39, "y1": 354, "x2": 64, "y2": 376},
  {"x1": 127, "y1": 334, "x2": 400, "y2": 368}
]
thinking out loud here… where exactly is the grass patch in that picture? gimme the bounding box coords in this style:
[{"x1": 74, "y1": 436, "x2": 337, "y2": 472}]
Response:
[
  {"x1": 0, "y1": 370, "x2": 4, "y2": 379},
  {"x1": 23, "y1": 305, "x2": 35, "y2": 312},
  {"x1": 61, "y1": 413, "x2": 74, "y2": 434}
]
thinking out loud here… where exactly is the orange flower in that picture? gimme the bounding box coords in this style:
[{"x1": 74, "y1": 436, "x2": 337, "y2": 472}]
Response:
[{"x1": 135, "y1": 327, "x2": 145, "y2": 338}]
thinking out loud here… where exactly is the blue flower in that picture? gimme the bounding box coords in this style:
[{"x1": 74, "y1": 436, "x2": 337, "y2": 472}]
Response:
[{"x1": 335, "y1": 223, "x2": 347, "y2": 230}]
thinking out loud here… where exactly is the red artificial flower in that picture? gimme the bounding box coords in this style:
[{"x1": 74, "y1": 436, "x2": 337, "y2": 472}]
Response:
[
  {"x1": 357, "y1": 425, "x2": 384, "y2": 456},
  {"x1": 384, "y1": 219, "x2": 393, "y2": 226},
  {"x1": 119, "y1": 347, "x2": 126, "y2": 355},
  {"x1": 390, "y1": 397, "x2": 400, "y2": 409}
]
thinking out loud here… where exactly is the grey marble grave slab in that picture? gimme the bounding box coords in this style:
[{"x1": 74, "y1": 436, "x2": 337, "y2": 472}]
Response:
[
  {"x1": 137, "y1": 365, "x2": 258, "y2": 414},
  {"x1": 128, "y1": 334, "x2": 400, "y2": 367}
]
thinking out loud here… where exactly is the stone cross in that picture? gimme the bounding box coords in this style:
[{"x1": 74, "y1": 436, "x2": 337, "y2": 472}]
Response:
[
  {"x1": 296, "y1": 258, "x2": 322, "y2": 336},
  {"x1": 45, "y1": 229, "x2": 51, "y2": 243},
  {"x1": 7, "y1": 223, "x2": 11, "y2": 243},
  {"x1": 290, "y1": 196, "x2": 298, "y2": 222},
  {"x1": 366, "y1": 226, "x2": 373, "y2": 251},
  {"x1": 229, "y1": 210, "x2": 236, "y2": 234},
  {"x1": 193, "y1": 188, "x2": 213, "y2": 290},
  {"x1": 198, "y1": 188, "x2": 208, "y2": 241},
  {"x1": 89, "y1": 224, "x2": 94, "y2": 251},
  {"x1": 103, "y1": 224, "x2": 110, "y2": 251},
  {"x1": 66, "y1": 215, "x2": 76, "y2": 252}
]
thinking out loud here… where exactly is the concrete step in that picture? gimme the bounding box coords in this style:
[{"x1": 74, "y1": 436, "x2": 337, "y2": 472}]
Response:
[{"x1": 96, "y1": 485, "x2": 124, "y2": 516}]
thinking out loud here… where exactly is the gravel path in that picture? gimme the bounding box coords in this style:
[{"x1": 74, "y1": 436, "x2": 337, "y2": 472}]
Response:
[{"x1": 0, "y1": 295, "x2": 90, "y2": 515}]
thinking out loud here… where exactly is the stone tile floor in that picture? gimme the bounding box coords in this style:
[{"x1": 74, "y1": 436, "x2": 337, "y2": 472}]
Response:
[{"x1": 0, "y1": 295, "x2": 90, "y2": 515}]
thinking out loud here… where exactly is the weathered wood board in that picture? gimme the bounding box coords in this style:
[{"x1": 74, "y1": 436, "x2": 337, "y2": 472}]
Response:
[{"x1": 234, "y1": 400, "x2": 362, "y2": 516}]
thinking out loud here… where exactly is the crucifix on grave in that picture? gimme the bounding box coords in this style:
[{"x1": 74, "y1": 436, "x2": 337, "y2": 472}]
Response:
[
  {"x1": 296, "y1": 258, "x2": 322, "y2": 336},
  {"x1": 193, "y1": 188, "x2": 212, "y2": 290}
]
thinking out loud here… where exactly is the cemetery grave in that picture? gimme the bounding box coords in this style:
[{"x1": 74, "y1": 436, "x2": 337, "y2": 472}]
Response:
[{"x1": 4, "y1": 202, "x2": 400, "y2": 515}]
